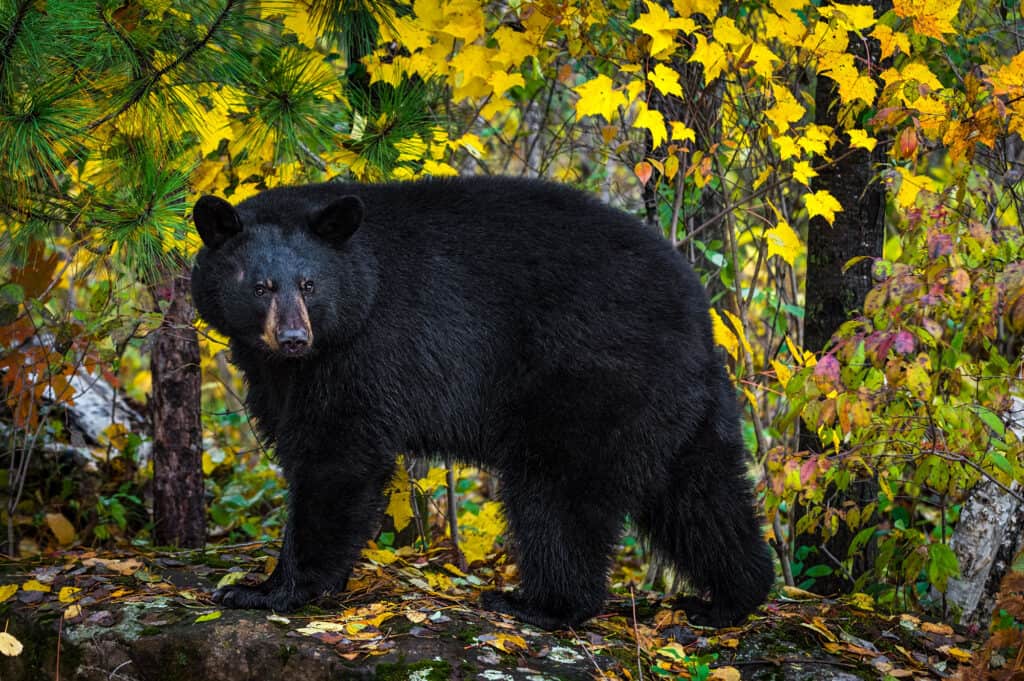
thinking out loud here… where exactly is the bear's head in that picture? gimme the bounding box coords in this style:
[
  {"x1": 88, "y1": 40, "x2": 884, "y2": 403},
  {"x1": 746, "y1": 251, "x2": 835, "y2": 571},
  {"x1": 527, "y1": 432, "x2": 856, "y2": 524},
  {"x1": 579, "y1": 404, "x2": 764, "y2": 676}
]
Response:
[{"x1": 190, "y1": 192, "x2": 374, "y2": 360}]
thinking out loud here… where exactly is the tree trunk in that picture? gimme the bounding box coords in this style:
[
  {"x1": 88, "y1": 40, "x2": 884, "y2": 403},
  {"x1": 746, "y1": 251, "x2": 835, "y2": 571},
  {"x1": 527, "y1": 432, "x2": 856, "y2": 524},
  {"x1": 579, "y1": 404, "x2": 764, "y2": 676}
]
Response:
[
  {"x1": 796, "y1": 0, "x2": 889, "y2": 594},
  {"x1": 151, "y1": 268, "x2": 205, "y2": 548}
]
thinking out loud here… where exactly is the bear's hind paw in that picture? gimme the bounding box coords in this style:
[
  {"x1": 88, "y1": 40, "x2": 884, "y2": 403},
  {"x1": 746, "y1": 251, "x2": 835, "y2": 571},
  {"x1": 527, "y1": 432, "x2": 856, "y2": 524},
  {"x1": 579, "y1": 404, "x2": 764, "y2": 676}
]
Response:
[{"x1": 675, "y1": 595, "x2": 755, "y2": 629}]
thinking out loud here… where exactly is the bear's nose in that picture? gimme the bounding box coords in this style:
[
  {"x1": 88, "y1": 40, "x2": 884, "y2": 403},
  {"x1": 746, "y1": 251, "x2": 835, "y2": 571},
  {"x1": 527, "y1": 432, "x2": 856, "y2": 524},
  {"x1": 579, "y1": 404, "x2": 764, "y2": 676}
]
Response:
[{"x1": 277, "y1": 328, "x2": 309, "y2": 354}]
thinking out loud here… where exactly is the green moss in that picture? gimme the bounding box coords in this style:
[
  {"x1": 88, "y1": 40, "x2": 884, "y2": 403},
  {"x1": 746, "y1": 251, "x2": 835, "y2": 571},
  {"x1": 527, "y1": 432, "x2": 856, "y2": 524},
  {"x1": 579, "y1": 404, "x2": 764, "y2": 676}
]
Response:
[
  {"x1": 374, "y1": 659, "x2": 452, "y2": 680},
  {"x1": 454, "y1": 624, "x2": 482, "y2": 643}
]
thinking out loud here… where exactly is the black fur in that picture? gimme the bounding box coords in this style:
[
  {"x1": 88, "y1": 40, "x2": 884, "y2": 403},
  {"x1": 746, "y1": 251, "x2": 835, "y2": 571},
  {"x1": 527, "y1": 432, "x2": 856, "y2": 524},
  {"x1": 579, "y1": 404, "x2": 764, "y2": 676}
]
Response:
[{"x1": 191, "y1": 176, "x2": 774, "y2": 629}]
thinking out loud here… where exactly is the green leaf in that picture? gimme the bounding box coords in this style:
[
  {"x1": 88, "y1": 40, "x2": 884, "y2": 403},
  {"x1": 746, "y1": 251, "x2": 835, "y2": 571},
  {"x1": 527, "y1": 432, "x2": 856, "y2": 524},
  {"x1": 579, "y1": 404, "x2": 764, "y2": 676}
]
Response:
[
  {"x1": 973, "y1": 406, "x2": 1006, "y2": 437},
  {"x1": 927, "y1": 543, "x2": 960, "y2": 592},
  {"x1": 804, "y1": 564, "x2": 834, "y2": 578},
  {"x1": 194, "y1": 610, "x2": 222, "y2": 623}
]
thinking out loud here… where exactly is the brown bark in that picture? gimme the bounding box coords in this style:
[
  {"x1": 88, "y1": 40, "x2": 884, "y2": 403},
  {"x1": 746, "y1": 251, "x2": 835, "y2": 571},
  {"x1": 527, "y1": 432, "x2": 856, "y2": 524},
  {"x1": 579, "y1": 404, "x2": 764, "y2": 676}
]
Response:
[{"x1": 151, "y1": 268, "x2": 205, "y2": 548}]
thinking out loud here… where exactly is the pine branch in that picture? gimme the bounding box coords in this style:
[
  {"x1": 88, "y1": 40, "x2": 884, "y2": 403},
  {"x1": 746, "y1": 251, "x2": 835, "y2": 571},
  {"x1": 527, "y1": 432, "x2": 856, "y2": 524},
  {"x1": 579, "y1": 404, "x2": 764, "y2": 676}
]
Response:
[
  {"x1": 86, "y1": 0, "x2": 239, "y2": 131},
  {"x1": 0, "y1": 0, "x2": 32, "y2": 98}
]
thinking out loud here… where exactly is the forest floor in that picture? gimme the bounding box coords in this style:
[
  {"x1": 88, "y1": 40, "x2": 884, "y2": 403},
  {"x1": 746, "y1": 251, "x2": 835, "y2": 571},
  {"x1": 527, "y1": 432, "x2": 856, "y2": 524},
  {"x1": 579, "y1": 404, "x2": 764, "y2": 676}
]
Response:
[{"x1": 0, "y1": 544, "x2": 980, "y2": 681}]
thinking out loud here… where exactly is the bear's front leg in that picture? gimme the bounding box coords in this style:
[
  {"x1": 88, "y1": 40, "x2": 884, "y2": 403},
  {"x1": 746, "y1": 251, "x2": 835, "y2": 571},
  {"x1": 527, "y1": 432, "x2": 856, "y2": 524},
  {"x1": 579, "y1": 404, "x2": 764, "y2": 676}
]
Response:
[{"x1": 213, "y1": 451, "x2": 395, "y2": 612}]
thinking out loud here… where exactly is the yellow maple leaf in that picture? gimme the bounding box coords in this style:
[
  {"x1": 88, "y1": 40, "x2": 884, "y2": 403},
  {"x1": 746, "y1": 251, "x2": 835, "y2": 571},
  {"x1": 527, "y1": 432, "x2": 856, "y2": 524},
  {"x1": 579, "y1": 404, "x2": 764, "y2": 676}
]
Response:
[
  {"x1": 893, "y1": 0, "x2": 961, "y2": 41},
  {"x1": 765, "y1": 86, "x2": 806, "y2": 132},
  {"x1": 670, "y1": 121, "x2": 696, "y2": 142},
  {"x1": 634, "y1": 104, "x2": 668, "y2": 149},
  {"x1": 746, "y1": 41, "x2": 781, "y2": 78},
  {"x1": 765, "y1": 220, "x2": 803, "y2": 264},
  {"x1": 460, "y1": 500, "x2": 505, "y2": 564},
  {"x1": 574, "y1": 74, "x2": 628, "y2": 122},
  {"x1": 689, "y1": 34, "x2": 726, "y2": 84},
  {"x1": 988, "y1": 50, "x2": 1024, "y2": 95},
  {"x1": 632, "y1": 0, "x2": 696, "y2": 56},
  {"x1": 649, "y1": 63, "x2": 683, "y2": 98},
  {"x1": 775, "y1": 135, "x2": 800, "y2": 160},
  {"x1": 712, "y1": 17, "x2": 745, "y2": 46},
  {"x1": 819, "y1": 3, "x2": 875, "y2": 32},
  {"x1": 492, "y1": 26, "x2": 537, "y2": 69},
  {"x1": 797, "y1": 124, "x2": 834, "y2": 156},
  {"x1": 871, "y1": 24, "x2": 910, "y2": 60},
  {"x1": 847, "y1": 129, "x2": 877, "y2": 151},
  {"x1": 771, "y1": 359, "x2": 793, "y2": 388},
  {"x1": 805, "y1": 190, "x2": 843, "y2": 224},
  {"x1": 792, "y1": 160, "x2": 817, "y2": 186},
  {"x1": 487, "y1": 70, "x2": 525, "y2": 96},
  {"x1": 673, "y1": 0, "x2": 720, "y2": 19}
]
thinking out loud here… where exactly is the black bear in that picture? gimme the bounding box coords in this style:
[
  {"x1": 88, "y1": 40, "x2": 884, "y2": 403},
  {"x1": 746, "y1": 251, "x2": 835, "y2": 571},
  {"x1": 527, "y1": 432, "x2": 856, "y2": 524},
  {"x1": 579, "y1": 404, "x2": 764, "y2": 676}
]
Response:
[{"x1": 191, "y1": 176, "x2": 774, "y2": 630}]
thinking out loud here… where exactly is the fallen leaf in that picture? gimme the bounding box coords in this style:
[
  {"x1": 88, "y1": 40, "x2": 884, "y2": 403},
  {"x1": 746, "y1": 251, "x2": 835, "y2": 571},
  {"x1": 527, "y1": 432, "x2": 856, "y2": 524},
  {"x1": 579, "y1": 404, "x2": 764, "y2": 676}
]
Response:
[
  {"x1": 58, "y1": 587, "x2": 81, "y2": 603},
  {"x1": 64, "y1": 604, "x2": 82, "y2": 619},
  {"x1": 479, "y1": 632, "x2": 528, "y2": 654},
  {"x1": 45, "y1": 513, "x2": 76, "y2": 546},
  {"x1": 194, "y1": 611, "x2": 222, "y2": 623},
  {"x1": 920, "y1": 621, "x2": 953, "y2": 635},
  {"x1": 709, "y1": 667, "x2": 741, "y2": 681},
  {"x1": 0, "y1": 632, "x2": 23, "y2": 657},
  {"x1": 0, "y1": 585, "x2": 17, "y2": 602},
  {"x1": 21, "y1": 579, "x2": 50, "y2": 593},
  {"x1": 216, "y1": 572, "x2": 248, "y2": 589},
  {"x1": 938, "y1": 645, "x2": 972, "y2": 662}
]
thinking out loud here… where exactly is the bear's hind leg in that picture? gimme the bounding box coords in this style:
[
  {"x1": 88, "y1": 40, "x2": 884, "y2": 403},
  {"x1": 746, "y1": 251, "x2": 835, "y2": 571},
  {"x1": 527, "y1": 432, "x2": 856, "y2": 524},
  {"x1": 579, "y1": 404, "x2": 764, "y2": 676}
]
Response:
[
  {"x1": 638, "y1": 431, "x2": 774, "y2": 628},
  {"x1": 480, "y1": 471, "x2": 620, "y2": 630}
]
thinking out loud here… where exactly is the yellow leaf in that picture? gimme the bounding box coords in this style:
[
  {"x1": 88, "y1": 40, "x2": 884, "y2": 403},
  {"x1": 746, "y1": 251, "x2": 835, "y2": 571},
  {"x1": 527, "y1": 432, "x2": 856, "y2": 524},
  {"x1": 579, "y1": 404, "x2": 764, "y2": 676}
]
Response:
[
  {"x1": 194, "y1": 610, "x2": 222, "y2": 623},
  {"x1": 21, "y1": 579, "x2": 50, "y2": 593},
  {"x1": 805, "y1": 190, "x2": 843, "y2": 225},
  {"x1": 649, "y1": 63, "x2": 683, "y2": 98},
  {"x1": 772, "y1": 359, "x2": 793, "y2": 388},
  {"x1": 487, "y1": 70, "x2": 525, "y2": 96},
  {"x1": 385, "y1": 462, "x2": 413, "y2": 533},
  {"x1": 819, "y1": 3, "x2": 876, "y2": 32},
  {"x1": 634, "y1": 105, "x2": 667, "y2": 149},
  {"x1": 847, "y1": 129, "x2": 877, "y2": 151},
  {"x1": 796, "y1": 124, "x2": 833, "y2": 156},
  {"x1": 745, "y1": 41, "x2": 781, "y2": 79},
  {"x1": 631, "y1": 0, "x2": 696, "y2": 56},
  {"x1": 424, "y1": 571, "x2": 453, "y2": 591},
  {"x1": 459, "y1": 500, "x2": 505, "y2": 564},
  {"x1": 492, "y1": 26, "x2": 537, "y2": 69},
  {"x1": 44, "y1": 512, "x2": 75, "y2": 546},
  {"x1": 574, "y1": 74, "x2": 628, "y2": 122},
  {"x1": 792, "y1": 161, "x2": 817, "y2": 186},
  {"x1": 0, "y1": 632, "x2": 23, "y2": 657},
  {"x1": 362, "y1": 548, "x2": 398, "y2": 565},
  {"x1": 765, "y1": 84, "x2": 802, "y2": 130},
  {"x1": 709, "y1": 309, "x2": 738, "y2": 360},
  {"x1": 673, "y1": 0, "x2": 720, "y2": 18},
  {"x1": 0, "y1": 585, "x2": 17, "y2": 602},
  {"x1": 721, "y1": 308, "x2": 753, "y2": 362},
  {"x1": 481, "y1": 631, "x2": 528, "y2": 653},
  {"x1": 64, "y1": 604, "x2": 82, "y2": 619},
  {"x1": 871, "y1": 24, "x2": 910, "y2": 60},
  {"x1": 709, "y1": 667, "x2": 741, "y2": 681},
  {"x1": 893, "y1": 0, "x2": 961, "y2": 41},
  {"x1": 774, "y1": 135, "x2": 800, "y2": 160},
  {"x1": 939, "y1": 645, "x2": 972, "y2": 663},
  {"x1": 688, "y1": 34, "x2": 726, "y2": 84},
  {"x1": 58, "y1": 586, "x2": 80, "y2": 603},
  {"x1": 765, "y1": 220, "x2": 803, "y2": 265},
  {"x1": 282, "y1": 5, "x2": 319, "y2": 49},
  {"x1": 712, "y1": 17, "x2": 745, "y2": 46},
  {"x1": 670, "y1": 121, "x2": 696, "y2": 143},
  {"x1": 771, "y1": 0, "x2": 807, "y2": 15},
  {"x1": 848, "y1": 592, "x2": 875, "y2": 610}
]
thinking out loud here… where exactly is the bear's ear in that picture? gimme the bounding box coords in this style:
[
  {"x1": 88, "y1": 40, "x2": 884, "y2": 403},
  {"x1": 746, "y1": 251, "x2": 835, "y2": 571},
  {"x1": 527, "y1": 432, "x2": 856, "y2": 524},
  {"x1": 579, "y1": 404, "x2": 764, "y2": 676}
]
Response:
[
  {"x1": 311, "y1": 195, "x2": 363, "y2": 246},
  {"x1": 193, "y1": 195, "x2": 242, "y2": 250}
]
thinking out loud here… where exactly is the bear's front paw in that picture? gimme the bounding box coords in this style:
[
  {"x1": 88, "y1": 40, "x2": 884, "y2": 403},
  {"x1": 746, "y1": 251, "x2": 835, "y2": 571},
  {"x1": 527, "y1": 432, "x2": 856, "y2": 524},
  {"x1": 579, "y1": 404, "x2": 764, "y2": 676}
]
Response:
[{"x1": 212, "y1": 583, "x2": 307, "y2": 612}]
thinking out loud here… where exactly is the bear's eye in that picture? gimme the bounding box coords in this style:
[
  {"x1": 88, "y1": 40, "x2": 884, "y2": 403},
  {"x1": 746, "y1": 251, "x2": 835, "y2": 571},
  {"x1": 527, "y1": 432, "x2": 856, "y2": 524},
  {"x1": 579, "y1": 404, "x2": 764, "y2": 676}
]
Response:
[
  {"x1": 254, "y1": 284, "x2": 267, "y2": 297},
  {"x1": 301, "y1": 280, "x2": 315, "y2": 294}
]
